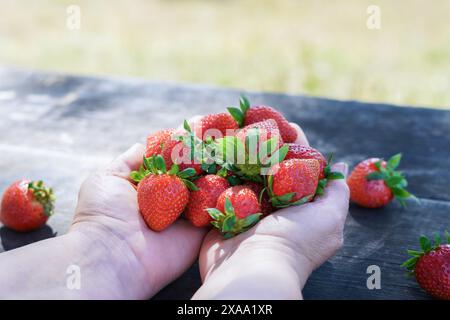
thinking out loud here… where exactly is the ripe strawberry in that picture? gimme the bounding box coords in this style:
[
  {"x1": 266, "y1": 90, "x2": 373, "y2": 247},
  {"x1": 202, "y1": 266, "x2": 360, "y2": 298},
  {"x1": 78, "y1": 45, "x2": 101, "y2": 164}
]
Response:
[
  {"x1": 236, "y1": 119, "x2": 284, "y2": 148},
  {"x1": 207, "y1": 186, "x2": 262, "y2": 238},
  {"x1": 185, "y1": 175, "x2": 230, "y2": 227},
  {"x1": 133, "y1": 155, "x2": 198, "y2": 231},
  {"x1": 285, "y1": 144, "x2": 327, "y2": 179},
  {"x1": 228, "y1": 96, "x2": 298, "y2": 143},
  {"x1": 195, "y1": 113, "x2": 239, "y2": 141},
  {"x1": 145, "y1": 129, "x2": 176, "y2": 158},
  {"x1": 144, "y1": 127, "x2": 203, "y2": 176},
  {"x1": 402, "y1": 232, "x2": 450, "y2": 300},
  {"x1": 243, "y1": 181, "x2": 274, "y2": 216},
  {"x1": 268, "y1": 159, "x2": 320, "y2": 208},
  {"x1": 0, "y1": 180, "x2": 55, "y2": 232},
  {"x1": 347, "y1": 154, "x2": 415, "y2": 208}
]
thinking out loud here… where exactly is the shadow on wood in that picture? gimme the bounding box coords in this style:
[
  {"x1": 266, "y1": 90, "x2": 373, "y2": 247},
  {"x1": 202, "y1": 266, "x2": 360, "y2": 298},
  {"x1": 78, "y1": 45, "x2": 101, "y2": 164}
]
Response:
[{"x1": 0, "y1": 225, "x2": 57, "y2": 251}]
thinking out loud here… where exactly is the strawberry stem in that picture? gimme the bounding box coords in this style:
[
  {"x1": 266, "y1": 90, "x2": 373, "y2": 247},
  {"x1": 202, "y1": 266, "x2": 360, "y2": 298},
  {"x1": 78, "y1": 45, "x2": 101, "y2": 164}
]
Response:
[
  {"x1": 207, "y1": 197, "x2": 261, "y2": 238},
  {"x1": 28, "y1": 180, "x2": 55, "y2": 217},
  {"x1": 365, "y1": 153, "x2": 417, "y2": 207}
]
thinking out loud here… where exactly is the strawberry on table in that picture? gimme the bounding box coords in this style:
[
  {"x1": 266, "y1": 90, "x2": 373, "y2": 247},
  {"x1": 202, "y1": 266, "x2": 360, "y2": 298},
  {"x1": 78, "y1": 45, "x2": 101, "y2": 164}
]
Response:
[
  {"x1": 132, "y1": 155, "x2": 198, "y2": 231},
  {"x1": 228, "y1": 96, "x2": 298, "y2": 143},
  {"x1": 402, "y1": 232, "x2": 450, "y2": 300},
  {"x1": 0, "y1": 180, "x2": 55, "y2": 232},
  {"x1": 207, "y1": 186, "x2": 262, "y2": 238},
  {"x1": 185, "y1": 175, "x2": 230, "y2": 227},
  {"x1": 267, "y1": 158, "x2": 320, "y2": 208},
  {"x1": 347, "y1": 153, "x2": 416, "y2": 208}
]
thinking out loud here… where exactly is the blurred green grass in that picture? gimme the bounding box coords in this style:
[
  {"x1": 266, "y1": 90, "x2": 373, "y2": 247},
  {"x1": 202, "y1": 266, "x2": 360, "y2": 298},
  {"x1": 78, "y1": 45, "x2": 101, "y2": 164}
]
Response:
[{"x1": 0, "y1": 0, "x2": 449, "y2": 108}]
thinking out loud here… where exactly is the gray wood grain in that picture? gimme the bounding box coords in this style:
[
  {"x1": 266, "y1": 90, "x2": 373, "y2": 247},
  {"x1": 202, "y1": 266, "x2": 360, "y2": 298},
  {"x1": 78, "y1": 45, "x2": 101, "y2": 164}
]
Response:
[{"x1": 0, "y1": 66, "x2": 448, "y2": 299}]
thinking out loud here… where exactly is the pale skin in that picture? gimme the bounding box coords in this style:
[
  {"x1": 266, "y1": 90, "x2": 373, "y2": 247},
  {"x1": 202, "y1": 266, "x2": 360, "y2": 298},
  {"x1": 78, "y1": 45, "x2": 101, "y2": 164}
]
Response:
[{"x1": 0, "y1": 118, "x2": 349, "y2": 299}]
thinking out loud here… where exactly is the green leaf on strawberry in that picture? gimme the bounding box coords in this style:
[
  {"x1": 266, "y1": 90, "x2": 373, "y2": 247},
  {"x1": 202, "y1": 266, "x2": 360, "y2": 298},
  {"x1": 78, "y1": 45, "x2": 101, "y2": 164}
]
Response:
[
  {"x1": 364, "y1": 153, "x2": 418, "y2": 207},
  {"x1": 28, "y1": 180, "x2": 56, "y2": 217},
  {"x1": 227, "y1": 95, "x2": 251, "y2": 128},
  {"x1": 401, "y1": 231, "x2": 450, "y2": 273},
  {"x1": 315, "y1": 154, "x2": 345, "y2": 196},
  {"x1": 130, "y1": 155, "x2": 199, "y2": 190},
  {"x1": 206, "y1": 197, "x2": 261, "y2": 239}
]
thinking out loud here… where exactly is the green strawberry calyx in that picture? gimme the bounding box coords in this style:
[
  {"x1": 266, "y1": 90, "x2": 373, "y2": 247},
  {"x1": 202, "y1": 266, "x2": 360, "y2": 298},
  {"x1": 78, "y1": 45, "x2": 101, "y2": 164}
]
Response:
[
  {"x1": 227, "y1": 95, "x2": 251, "y2": 128},
  {"x1": 207, "y1": 198, "x2": 261, "y2": 239},
  {"x1": 266, "y1": 174, "x2": 312, "y2": 208},
  {"x1": 28, "y1": 180, "x2": 55, "y2": 217},
  {"x1": 401, "y1": 231, "x2": 450, "y2": 273},
  {"x1": 365, "y1": 153, "x2": 418, "y2": 207},
  {"x1": 130, "y1": 155, "x2": 199, "y2": 191},
  {"x1": 213, "y1": 133, "x2": 289, "y2": 182},
  {"x1": 315, "y1": 154, "x2": 345, "y2": 197}
]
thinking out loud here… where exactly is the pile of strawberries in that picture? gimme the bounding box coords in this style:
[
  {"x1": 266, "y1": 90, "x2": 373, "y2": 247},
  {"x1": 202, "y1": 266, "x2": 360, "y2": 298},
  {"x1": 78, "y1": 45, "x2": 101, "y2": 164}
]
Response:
[{"x1": 130, "y1": 96, "x2": 344, "y2": 237}]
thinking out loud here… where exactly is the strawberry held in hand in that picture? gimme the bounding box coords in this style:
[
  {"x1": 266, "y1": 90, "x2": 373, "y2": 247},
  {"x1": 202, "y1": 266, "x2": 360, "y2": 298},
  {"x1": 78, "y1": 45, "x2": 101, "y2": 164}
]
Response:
[
  {"x1": 347, "y1": 153, "x2": 416, "y2": 208},
  {"x1": 402, "y1": 232, "x2": 450, "y2": 300},
  {"x1": 268, "y1": 159, "x2": 320, "y2": 208},
  {"x1": 0, "y1": 180, "x2": 55, "y2": 232},
  {"x1": 132, "y1": 155, "x2": 198, "y2": 231},
  {"x1": 228, "y1": 96, "x2": 298, "y2": 143},
  {"x1": 207, "y1": 186, "x2": 262, "y2": 238},
  {"x1": 215, "y1": 119, "x2": 288, "y2": 180},
  {"x1": 285, "y1": 144, "x2": 328, "y2": 179},
  {"x1": 243, "y1": 181, "x2": 274, "y2": 216},
  {"x1": 185, "y1": 175, "x2": 230, "y2": 227},
  {"x1": 195, "y1": 112, "x2": 238, "y2": 141},
  {"x1": 145, "y1": 127, "x2": 203, "y2": 176}
]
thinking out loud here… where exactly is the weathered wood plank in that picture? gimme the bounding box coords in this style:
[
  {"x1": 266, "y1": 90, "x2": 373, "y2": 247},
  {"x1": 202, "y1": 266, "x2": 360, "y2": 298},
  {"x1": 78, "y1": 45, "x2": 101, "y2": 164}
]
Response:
[{"x1": 0, "y1": 67, "x2": 449, "y2": 299}]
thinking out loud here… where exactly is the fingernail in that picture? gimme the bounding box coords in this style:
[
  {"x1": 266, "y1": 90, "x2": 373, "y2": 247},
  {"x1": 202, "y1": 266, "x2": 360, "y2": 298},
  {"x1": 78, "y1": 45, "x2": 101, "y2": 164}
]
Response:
[{"x1": 333, "y1": 162, "x2": 349, "y2": 178}]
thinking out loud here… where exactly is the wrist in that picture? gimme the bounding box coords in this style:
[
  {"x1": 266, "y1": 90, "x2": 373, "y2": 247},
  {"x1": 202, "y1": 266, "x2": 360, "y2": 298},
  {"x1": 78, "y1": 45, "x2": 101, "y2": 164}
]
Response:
[
  {"x1": 196, "y1": 234, "x2": 314, "y2": 299},
  {"x1": 66, "y1": 224, "x2": 152, "y2": 299}
]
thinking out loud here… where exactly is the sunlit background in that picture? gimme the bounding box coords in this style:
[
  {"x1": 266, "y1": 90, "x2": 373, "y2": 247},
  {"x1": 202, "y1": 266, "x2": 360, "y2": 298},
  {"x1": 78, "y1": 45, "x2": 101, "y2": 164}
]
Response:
[{"x1": 1, "y1": 0, "x2": 449, "y2": 108}]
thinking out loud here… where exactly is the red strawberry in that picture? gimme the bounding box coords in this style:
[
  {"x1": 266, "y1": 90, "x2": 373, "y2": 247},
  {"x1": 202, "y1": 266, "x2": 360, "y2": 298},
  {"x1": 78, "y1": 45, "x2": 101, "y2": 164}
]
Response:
[
  {"x1": 145, "y1": 129, "x2": 176, "y2": 158},
  {"x1": 145, "y1": 127, "x2": 203, "y2": 176},
  {"x1": 402, "y1": 233, "x2": 450, "y2": 300},
  {"x1": 347, "y1": 154, "x2": 415, "y2": 208},
  {"x1": 134, "y1": 155, "x2": 198, "y2": 231},
  {"x1": 228, "y1": 96, "x2": 297, "y2": 143},
  {"x1": 185, "y1": 175, "x2": 230, "y2": 227},
  {"x1": 243, "y1": 181, "x2": 274, "y2": 216},
  {"x1": 207, "y1": 186, "x2": 262, "y2": 238},
  {"x1": 0, "y1": 180, "x2": 55, "y2": 232},
  {"x1": 268, "y1": 158, "x2": 320, "y2": 207},
  {"x1": 236, "y1": 119, "x2": 284, "y2": 148},
  {"x1": 195, "y1": 113, "x2": 238, "y2": 141},
  {"x1": 160, "y1": 136, "x2": 203, "y2": 175},
  {"x1": 285, "y1": 144, "x2": 327, "y2": 179}
]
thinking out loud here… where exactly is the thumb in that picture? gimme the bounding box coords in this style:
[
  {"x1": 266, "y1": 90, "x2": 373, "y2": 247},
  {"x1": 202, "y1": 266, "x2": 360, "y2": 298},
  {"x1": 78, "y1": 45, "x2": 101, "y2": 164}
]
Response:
[
  {"x1": 317, "y1": 162, "x2": 350, "y2": 209},
  {"x1": 104, "y1": 143, "x2": 145, "y2": 177}
]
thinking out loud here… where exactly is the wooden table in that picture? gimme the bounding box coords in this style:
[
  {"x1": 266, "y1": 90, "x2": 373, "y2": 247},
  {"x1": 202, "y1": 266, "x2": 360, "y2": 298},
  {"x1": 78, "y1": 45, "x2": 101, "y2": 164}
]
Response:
[{"x1": 1, "y1": 66, "x2": 449, "y2": 299}]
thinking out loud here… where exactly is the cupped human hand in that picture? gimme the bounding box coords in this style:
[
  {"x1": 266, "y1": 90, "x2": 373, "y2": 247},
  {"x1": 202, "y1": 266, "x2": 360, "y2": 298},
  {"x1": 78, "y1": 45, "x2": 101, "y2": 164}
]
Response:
[
  {"x1": 193, "y1": 122, "x2": 350, "y2": 299},
  {"x1": 69, "y1": 143, "x2": 207, "y2": 299}
]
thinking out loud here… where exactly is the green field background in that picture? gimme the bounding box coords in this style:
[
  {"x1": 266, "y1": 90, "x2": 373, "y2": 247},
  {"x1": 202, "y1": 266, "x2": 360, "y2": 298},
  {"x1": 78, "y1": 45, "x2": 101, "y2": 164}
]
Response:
[{"x1": 1, "y1": 0, "x2": 449, "y2": 108}]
